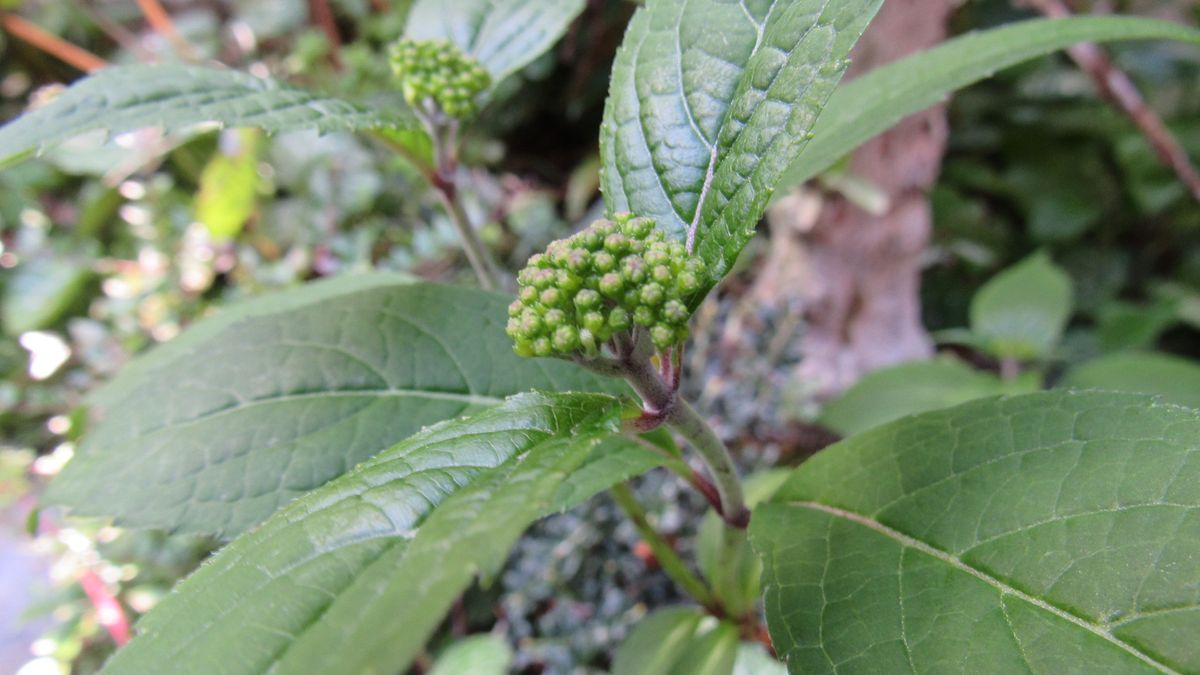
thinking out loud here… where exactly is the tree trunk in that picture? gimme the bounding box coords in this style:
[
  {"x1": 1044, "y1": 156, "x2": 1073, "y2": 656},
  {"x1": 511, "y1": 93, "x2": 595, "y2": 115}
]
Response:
[{"x1": 751, "y1": 0, "x2": 955, "y2": 398}]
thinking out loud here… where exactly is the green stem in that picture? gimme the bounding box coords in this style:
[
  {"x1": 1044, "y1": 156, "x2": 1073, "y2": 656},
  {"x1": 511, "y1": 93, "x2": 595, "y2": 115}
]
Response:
[
  {"x1": 666, "y1": 398, "x2": 750, "y2": 528},
  {"x1": 419, "y1": 109, "x2": 503, "y2": 291},
  {"x1": 609, "y1": 482, "x2": 716, "y2": 610}
]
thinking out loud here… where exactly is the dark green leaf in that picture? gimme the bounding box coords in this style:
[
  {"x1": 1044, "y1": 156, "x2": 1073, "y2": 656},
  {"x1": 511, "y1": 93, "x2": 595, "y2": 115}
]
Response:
[
  {"x1": 753, "y1": 391, "x2": 1200, "y2": 673},
  {"x1": 46, "y1": 277, "x2": 623, "y2": 538},
  {"x1": 102, "y1": 393, "x2": 622, "y2": 675},
  {"x1": 1062, "y1": 352, "x2": 1200, "y2": 410},
  {"x1": 0, "y1": 65, "x2": 398, "y2": 165},
  {"x1": 405, "y1": 0, "x2": 586, "y2": 86},
  {"x1": 775, "y1": 17, "x2": 1200, "y2": 192},
  {"x1": 600, "y1": 0, "x2": 883, "y2": 289}
]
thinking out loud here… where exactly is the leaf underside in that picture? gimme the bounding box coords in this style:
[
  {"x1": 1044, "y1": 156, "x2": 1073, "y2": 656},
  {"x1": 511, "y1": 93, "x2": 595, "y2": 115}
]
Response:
[
  {"x1": 101, "y1": 392, "x2": 628, "y2": 675},
  {"x1": 0, "y1": 64, "x2": 399, "y2": 165},
  {"x1": 775, "y1": 16, "x2": 1200, "y2": 192},
  {"x1": 753, "y1": 391, "x2": 1200, "y2": 674},
  {"x1": 600, "y1": 0, "x2": 883, "y2": 291},
  {"x1": 405, "y1": 0, "x2": 586, "y2": 85},
  {"x1": 46, "y1": 278, "x2": 623, "y2": 538}
]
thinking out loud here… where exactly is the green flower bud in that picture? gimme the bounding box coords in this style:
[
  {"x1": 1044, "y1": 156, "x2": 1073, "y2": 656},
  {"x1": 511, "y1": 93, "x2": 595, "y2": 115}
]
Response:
[
  {"x1": 650, "y1": 325, "x2": 675, "y2": 349},
  {"x1": 651, "y1": 265, "x2": 672, "y2": 284},
  {"x1": 622, "y1": 256, "x2": 647, "y2": 283},
  {"x1": 556, "y1": 269, "x2": 583, "y2": 294},
  {"x1": 633, "y1": 306, "x2": 656, "y2": 326},
  {"x1": 553, "y1": 326, "x2": 579, "y2": 352},
  {"x1": 599, "y1": 272, "x2": 623, "y2": 297},
  {"x1": 593, "y1": 251, "x2": 616, "y2": 272},
  {"x1": 513, "y1": 339, "x2": 535, "y2": 358},
  {"x1": 639, "y1": 282, "x2": 664, "y2": 306},
  {"x1": 533, "y1": 337, "x2": 553, "y2": 357},
  {"x1": 662, "y1": 300, "x2": 689, "y2": 324},
  {"x1": 543, "y1": 308, "x2": 565, "y2": 329},
  {"x1": 604, "y1": 233, "x2": 628, "y2": 254},
  {"x1": 582, "y1": 311, "x2": 605, "y2": 334},
  {"x1": 574, "y1": 288, "x2": 601, "y2": 310},
  {"x1": 540, "y1": 288, "x2": 564, "y2": 307},
  {"x1": 676, "y1": 271, "x2": 700, "y2": 295},
  {"x1": 608, "y1": 307, "x2": 631, "y2": 331}
]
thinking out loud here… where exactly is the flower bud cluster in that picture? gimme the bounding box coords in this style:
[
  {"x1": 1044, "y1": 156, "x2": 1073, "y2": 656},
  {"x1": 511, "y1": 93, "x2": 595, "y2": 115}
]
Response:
[
  {"x1": 507, "y1": 214, "x2": 705, "y2": 358},
  {"x1": 389, "y1": 39, "x2": 491, "y2": 119}
]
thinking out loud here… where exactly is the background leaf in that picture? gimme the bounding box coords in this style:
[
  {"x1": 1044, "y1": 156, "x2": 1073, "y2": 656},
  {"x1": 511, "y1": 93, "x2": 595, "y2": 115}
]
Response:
[
  {"x1": 102, "y1": 393, "x2": 625, "y2": 675},
  {"x1": 1, "y1": 254, "x2": 94, "y2": 336},
  {"x1": 752, "y1": 391, "x2": 1200, "y2": 673},
  {"x1": 970, "y1": 252, "x2": 1073, "y2": 360},
  {"x1": 600, "y1": 0, "x2": 883, "y2": 289},
  {"x1": 774, "y1": 16, "x2": 1200, "y2": 192},
  {"x1": 1062, "y1": 352, "x2": 1200, "y2": 409},
  {"x1": 46, "y1": 277, "x2": 623, "y2": 538},
  {"x1": 818, "y1": 357, "x2": 1040, "y2": 436},
  {"x1": 0, "y1": 64, "x2": 398, "y2": 165},
  {"x1": 405, "y1": 0, "x2": 586, "y2": 87},
  {"x1": 611, "y1": 606, "x2": 705, "y2": 675},
  {"x1": 428, "y1": 635, "x2": 513, "y2": 675}
]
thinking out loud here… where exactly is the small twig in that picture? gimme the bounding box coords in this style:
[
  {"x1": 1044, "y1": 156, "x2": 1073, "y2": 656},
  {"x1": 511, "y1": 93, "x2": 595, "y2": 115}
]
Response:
[
  {"x1": 136, "y1": 0, "x2": 200, "y2": 61},
  {"x1": 1, "y1": 13, "x2": 108, "y2": 72},
  {"x1": 72, "y1": 0, "x2": 153, "y2": 61},
  {"x1": 308, "y1": 0, "x2": 343, "y2": 70},
  {"x1": 1021, "y1": 0, "x2": 1200, "y2": 202},
  {"x1": 419, "y1": 107, "x2": 503, "y2": 290},
  {"x1": 609, "y1": 482, "x2": 717, "y2": 610},
  {"x1": 78, "y1": 569, "x2": 130, "y2": 646}
]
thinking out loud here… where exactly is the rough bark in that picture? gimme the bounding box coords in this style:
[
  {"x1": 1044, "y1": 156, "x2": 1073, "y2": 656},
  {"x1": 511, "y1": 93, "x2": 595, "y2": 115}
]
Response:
[{"x1": 751, "y1": 0, "x2": 955, "y2": 398}]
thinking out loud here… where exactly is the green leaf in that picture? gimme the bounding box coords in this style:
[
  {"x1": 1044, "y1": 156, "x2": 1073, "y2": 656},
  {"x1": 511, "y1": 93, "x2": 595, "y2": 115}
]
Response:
[
  {"x1": 696, "y1": 469, "x2": 791, "y2": 617},
  {"x1": 0, "y1": 65, "x2": 398, "y2": 165},
  {"x1": 194, "y1": 129, "x2": 261, "y2": 241},
  {"x1": 670, "y1": 620, "x2": 740, "y2": 675},
  {"x1": 46, "y1": 277, "x2": 623, "y2": 538},
  {"x1": 818, "y1": 357, "x2": 1040, "y2": 436},
  {"x1": 733, "y1": 642, "x2": 787, "y2": 675},
  {"x1": 612, "y1": 607, "x2": 706, "y2": 675},
  {"x1": 613, "y1": 608, "x2": 740, "y2": 675},
  {"x1": 428, "y1": 635, "x2": 513, "y2": 675},
  {"x1": 1, "y1": 255, "x2": 94, "y2": 335},
  {"x1": 971, "y1": 252, "x2": 1073, "y2": 360},
  {"x1": 553, "y1": 430, "x2": 674, "y2": 512},
  {"x1": 600, "y1": 0, "x2": 883, "y2": 290},
  {"x1": 775, "y1": 16, "x2": 1200, "y2": 192},
  {"x1": 102, "y1": 392, "x2": 622, "y2": 675},
  {"x1": 1062, "y1": 352, "x2": 1200, "y2": 410},
  {"x1": 405, "y1": 0, "x2": 586, "y2": 87},
  {"x1": 752, "y1": 391, "x2": 1200, "y2": 673}
]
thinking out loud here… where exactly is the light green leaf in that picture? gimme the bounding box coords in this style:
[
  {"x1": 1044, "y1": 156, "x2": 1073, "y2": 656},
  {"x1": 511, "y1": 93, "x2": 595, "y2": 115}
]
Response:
[
  {"x1": 405, "y1": 0, "x2": 585, "y2": 86},
  {"x1": 0, "y1": 64, "x2": 398, "y2": 165},
  {"x1": 46, "y1": 277, "x2": 623, "y2": 538},
  {"x1": 696, "y1": 469, "x2": 791, "y2": 617},
  {"x1": 775, "y1": 16, "x2": 1200, "y2": 192},
  {"x1": 600, "y1": 0, "x2": 883, "y2": 290},
  {"x1": 752, "y1": 391, "x2": 1200, "y2": 674},
  {"x1": 1062, "y1": 352, "x2": 1200, "y2": 410},
  {"x1": 553, "y1": 431, "x2": 674, "y2": 512},
  {"x1": 971, "y1": 252, "x2": 1073, "y2": 360},
  {"x1": 612, "y1": 607, "x2": 706, "y2": 675},
  {"x1": 194, "y1": 129, "x2": 261, "y2": 241},
  {"x1": 1, "y1": 255, "x2": 93, "y2": 335},
  {"x1": 102, "y1": 393, "x2": 622, "y2": 675},
  {"x1": 818, "y1": 357, "x2": 1039, "y2": 436},
  {"x1": 670, "y1": 620, "x2": 740, "y2": 675},
  {"x1": 428, "y1": 635, "x2": 512, "y2": 675},
  {"x1": 733, "y1": 642, "x2": 787, "y2": 675}
]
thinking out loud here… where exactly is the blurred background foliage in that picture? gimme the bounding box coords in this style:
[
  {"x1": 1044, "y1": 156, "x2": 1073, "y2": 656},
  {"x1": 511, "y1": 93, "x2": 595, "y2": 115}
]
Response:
[{"x1": 0, "y1": 0, "x2": 1197, "y2": 673}]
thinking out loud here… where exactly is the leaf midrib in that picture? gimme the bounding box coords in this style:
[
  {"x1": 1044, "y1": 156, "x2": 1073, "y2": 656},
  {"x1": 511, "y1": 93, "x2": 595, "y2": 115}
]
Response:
[
  {"x1": 124, "y1": 389, "x2": 504, "y2": 435},
  {"x1": 786, "y1": 500, "x2": 1179, "y2": 675}
]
